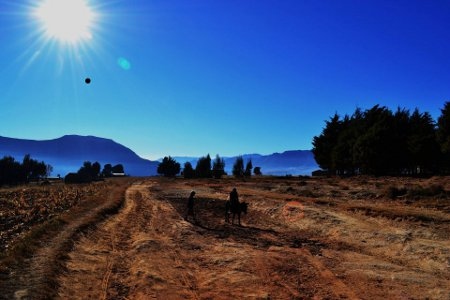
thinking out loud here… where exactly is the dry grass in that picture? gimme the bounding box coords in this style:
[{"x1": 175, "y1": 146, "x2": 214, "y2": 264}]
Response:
[
  {"x1": 0, "y1": 178, "x2": 134, "y2": 299},
  {"x1": 1, "y1": 176, "x2": 449, "y2": 299}
]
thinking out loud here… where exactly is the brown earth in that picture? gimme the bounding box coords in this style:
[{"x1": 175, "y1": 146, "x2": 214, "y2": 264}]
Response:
[{"x1": 1, "y1": 176, "x2": 449, "y2": 299}]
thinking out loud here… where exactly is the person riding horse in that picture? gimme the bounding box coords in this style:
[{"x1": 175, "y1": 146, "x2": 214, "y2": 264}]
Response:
[{"x1": 227, "y1": 188, "x2": 245, "y2": 225}]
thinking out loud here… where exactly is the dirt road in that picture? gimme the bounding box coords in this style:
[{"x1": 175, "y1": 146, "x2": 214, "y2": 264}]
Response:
[
  {"x1": 56, "y1": 180, "x2": 360, "y2": 299},
  {"x1": 4, "y1": 177, "x2": 449, "y2": 299},
  {"x1": 55, "y1": 177, "x2": 449, "y2": 299}
]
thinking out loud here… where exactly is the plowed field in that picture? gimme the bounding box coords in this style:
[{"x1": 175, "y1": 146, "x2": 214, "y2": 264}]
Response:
[{"x1": 1, "y1": 176, "x2": 449, "y2": 299}]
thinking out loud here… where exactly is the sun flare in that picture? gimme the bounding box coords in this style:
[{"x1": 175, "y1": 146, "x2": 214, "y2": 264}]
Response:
[{"x1": 34, "y1": 0, "x2": 96, "y2": 44}]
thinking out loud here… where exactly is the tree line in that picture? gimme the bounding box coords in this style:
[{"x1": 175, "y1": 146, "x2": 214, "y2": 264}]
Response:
[
  {"x1": 64, "y1": 162, "x2": 125, "y2": 183},
  {"x1": 312, "y1": 102, "x2": 450, "y2": 176},
  {"x1": 157, "y1": 154, "x2": 260, "y2": 178},
  {"x1": 0, "y1": 154, "x2": 127, "y2": 186},
  {"x1": 0, "y1": 154, "x2": 52, "y2": 186}
]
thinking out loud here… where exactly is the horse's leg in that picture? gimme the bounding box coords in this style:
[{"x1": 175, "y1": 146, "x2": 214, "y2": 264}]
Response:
[{"x1": 238, "y1": 212, "x2": 241, "y2": 226}]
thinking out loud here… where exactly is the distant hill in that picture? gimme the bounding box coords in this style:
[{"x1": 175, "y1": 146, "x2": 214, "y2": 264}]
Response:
[
  {"x1": 0, "y1": 135, "x2": 159, "y2": 176},
  {"x1": 0, "y1": 135, "x2": 319, "y2": 177},
  {"x1": 171, "y1": 150, "x2": 318, "y2": 176}
]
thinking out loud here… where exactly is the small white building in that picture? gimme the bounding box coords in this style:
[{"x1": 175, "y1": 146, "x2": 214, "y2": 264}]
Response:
[{"x1": 112, "y1": 172, "x2": 126, "y2": 177}]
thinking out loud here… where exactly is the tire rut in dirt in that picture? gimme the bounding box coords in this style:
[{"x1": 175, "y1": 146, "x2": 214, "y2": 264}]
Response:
[
  {"x1": 0, "y1": 181, "x2": 130, "y2": 300},
  {"x1": 57, "y1": 182, "x2": 165, "y2": 299}
]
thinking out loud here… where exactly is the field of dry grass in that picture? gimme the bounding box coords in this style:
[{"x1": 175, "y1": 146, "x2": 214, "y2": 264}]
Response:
[{"x1": 0, "y1": 176, "x2": 449, "y2": 299}]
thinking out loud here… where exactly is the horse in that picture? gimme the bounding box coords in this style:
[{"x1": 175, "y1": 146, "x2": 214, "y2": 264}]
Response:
[{"x1": 225, "y1": 201, "x2": 248, "y2": 225}]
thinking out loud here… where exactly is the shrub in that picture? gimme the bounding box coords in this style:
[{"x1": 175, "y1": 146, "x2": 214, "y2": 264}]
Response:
[
  {"x1": 386, "y1": 186, "x2": 408, "y2": 199},
  {"x1": 407, "y1": 185, "x2": 446, "y2": 199}
]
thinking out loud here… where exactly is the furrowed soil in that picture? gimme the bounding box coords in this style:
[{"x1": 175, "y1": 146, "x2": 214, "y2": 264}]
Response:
[{"x1": 1, "y1": 176, "x2": 449, "y2": 299}]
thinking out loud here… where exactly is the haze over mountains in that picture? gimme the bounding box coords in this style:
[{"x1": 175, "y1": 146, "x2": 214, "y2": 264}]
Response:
[
  {"x1": 172, "y1": 151, "x2": 318, "y2": 176},
  {"x1": 0, "y1": 135, "x2": 159, "y2": 177},
  {"x1": 0, "y1": 135, "x2": 318, "y2": 176}
]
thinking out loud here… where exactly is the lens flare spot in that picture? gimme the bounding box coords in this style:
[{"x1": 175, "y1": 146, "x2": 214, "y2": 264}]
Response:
[{"x1": 117, "y1": 57, "x2": 131, "y2": 70}]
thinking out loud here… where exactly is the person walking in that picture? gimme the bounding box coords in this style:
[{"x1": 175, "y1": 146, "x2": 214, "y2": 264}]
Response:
[{"x1": 184, "y1": 190, "x2": 197, "y2": 222}]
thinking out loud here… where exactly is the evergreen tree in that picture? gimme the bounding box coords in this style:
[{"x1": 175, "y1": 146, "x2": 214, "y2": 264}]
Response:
[
  {"x1": 391, "y1": 108, "x2": 412, "y2": 174},
  {"x1": 407, "y1": 109, "x2": 439, "y2": 174},
  {"x1": 331, "y1": 115, "x2": 356, "y2": 175},
  {"x1": 157, "y1": 156, "x2": 180, "y2": 177},
  {"x1": 312, "y1": 113, "x2": 342, "y2": 173},
  {"x1": 357, "y1": 106, "x2": 396, "y2": 175},
  {"x1": 244, "y1": 159, "x2": 253, "y2": 177},
  {"x1": 0, "y1": 156, "x2": 25, "y2": 186},
  {"x1": 313, "y1": 104, "x2": 444, "y2": 176},
  {"x1": 102, "y1": 164, "x2": 113, "y2": 177},
  {"x1": 92, "y1": 162, "x2": 101, "y2": 178},
  {"x1": 183, "y1": 162, "x2": 195, "y2": 178},
  {"x1": 77, "y1": 161, "x2": 95, "y2": 182},
  {"x1": 437, "y1": 101, "x2": 450, "y2": 173},
  {"x1": 22, "y1": 154, "x2": 47, "y2": 180},
  {"x1": 195, "y1": 154, "x2": 212, "y2": 178},
  {"x1": 232, "y1": 156, "x2": 245, "y2": 177},
  {"x1": 212, "y1": 154, "x2": 225, "y2": 179}
]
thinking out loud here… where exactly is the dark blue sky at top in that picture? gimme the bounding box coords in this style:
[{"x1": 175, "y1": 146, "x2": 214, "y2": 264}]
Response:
[{"x1": 0, "y1": 0, "x2": 449, "y2": 159}]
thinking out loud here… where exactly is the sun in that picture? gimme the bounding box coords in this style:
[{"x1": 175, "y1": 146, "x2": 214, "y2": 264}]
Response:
[{"x1": 34, "y1": 0, "x2": 96, "y2": 44}]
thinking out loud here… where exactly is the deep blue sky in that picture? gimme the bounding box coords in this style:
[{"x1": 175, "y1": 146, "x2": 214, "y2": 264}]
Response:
[{"x1": 1, "y1": 0, "x2": 449, "y2": 159}]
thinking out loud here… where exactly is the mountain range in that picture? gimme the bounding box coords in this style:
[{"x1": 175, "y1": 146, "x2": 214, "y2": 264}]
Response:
[
  {"x1": 0, "y1": 135, "x2": 318, "y2": 176},
  {"x1": 171, "y1": 151, "x2": 318, "y2": 176},
  {"x1": 0, "y1": 135, "x2": 159, "y2": 177}
]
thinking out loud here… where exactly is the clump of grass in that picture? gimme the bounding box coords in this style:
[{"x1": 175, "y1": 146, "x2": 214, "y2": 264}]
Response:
[
  {"x1": 386, "y1": 184, "x2": 447, "y2": 200},
  {"x1": 286, "y1": 186, "x2": 295, "y2": 193},
  {"x1": 386, "y1": 186, "x2": 408, "y2": 199},
  {"x1": 329, "y1": 190, "x2": 340, "y2": 197},
  {"x1": 298, "y1": 180, "x2": 307, "y2": 186},
  {"x1": 407, "y1": 184, "x2": 446, "y2": 199},
  {"x1": 297, "y1": 189, "x2": 321, "y2": 198}
]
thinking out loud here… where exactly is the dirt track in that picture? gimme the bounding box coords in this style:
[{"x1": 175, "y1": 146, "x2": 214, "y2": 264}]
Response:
[
  {"x1": 2, "y1": 177, "x2": 449, "y2": 299},
  {"x1": 57, "y1": 180, "x2": 355, "y2": 299},
  {"x1": 57, "y1": 178, "x2": 449, "y2": 299}
]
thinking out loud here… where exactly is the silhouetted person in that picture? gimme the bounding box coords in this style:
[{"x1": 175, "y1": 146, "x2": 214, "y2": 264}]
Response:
[
  {"x1": 184, "y1": 190, "x2": 197, "y2": 222},
  {"x1": 228, "y1": 188, "x2": 241, "y2": 224}
]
